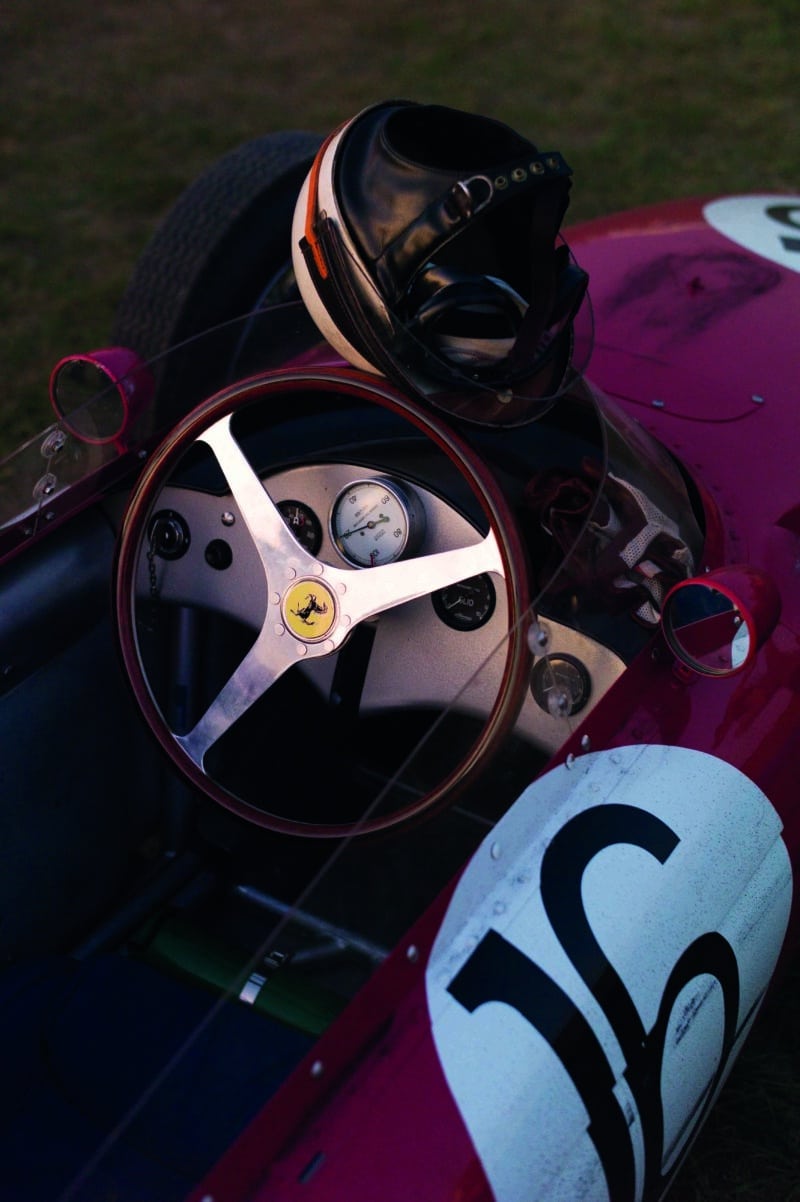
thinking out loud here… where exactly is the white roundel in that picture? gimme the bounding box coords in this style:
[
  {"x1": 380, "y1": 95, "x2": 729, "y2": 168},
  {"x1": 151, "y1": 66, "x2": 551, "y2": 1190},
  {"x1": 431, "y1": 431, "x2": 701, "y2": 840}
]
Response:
[
  {"x1": 704, "y1": 195, "x2": 800, "y2": 273},
  {"x1": 426, "y1": 745, "x2": 792, "y2": 1202}
]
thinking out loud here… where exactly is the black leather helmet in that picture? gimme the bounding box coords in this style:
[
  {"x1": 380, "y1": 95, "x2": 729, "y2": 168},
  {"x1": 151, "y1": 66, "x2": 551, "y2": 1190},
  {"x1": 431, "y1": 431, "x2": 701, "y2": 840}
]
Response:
[{"x1": 292, "y1": 100, "x2": 590, "y2": 425}]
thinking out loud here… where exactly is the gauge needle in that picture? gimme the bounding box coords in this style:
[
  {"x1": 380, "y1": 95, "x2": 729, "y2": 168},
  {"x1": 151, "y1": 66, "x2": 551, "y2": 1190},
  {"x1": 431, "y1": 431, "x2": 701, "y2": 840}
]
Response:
[
  {"x1": 443, "y1": 581, "x2": 478, "y2": 607},
  {"x1": 340, "y1": 514, "x2": 389, "y2": 538}
]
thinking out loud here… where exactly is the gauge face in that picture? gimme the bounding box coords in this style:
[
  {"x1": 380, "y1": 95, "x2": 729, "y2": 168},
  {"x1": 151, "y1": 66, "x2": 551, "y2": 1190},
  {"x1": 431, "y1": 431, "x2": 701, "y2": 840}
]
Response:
[
  {"x1": 278, "y1": 499, "x2": 323, "y2": 556},
  {"x1": 331, "y1": 477, "x2": 422, "y2": 568},
  {"x1": 432, "y1": 574, "x2": 496, "y2": 631},
  {"x1": 530, "y1": 653, "x2": 591, "y2": 718}
]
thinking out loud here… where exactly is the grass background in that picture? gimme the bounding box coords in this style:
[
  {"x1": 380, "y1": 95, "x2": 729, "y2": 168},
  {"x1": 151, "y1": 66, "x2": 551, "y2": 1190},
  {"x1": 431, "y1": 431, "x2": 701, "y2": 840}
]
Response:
[
  {"x1": 1, "y1": 0, "x2": 797, "y2": 452},
  {"x1": 1, "y1": 1, "x2": 799, "y2": 1197}
]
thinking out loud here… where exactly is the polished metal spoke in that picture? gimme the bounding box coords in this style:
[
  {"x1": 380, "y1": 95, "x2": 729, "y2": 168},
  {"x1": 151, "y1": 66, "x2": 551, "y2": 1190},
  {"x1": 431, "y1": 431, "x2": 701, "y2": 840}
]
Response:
[
  {"x1": 173, "y1": 417, "x2": 505, "y2": 766},
  {"x1": 328, "y1": 534, "x2": 504, "y2": 626},
  {"x1": 197, "y1": 414, "x2": 317, "y2": 571},
  {"x1": 176, "y1": 626, "x2": 297, "y2": 766}
]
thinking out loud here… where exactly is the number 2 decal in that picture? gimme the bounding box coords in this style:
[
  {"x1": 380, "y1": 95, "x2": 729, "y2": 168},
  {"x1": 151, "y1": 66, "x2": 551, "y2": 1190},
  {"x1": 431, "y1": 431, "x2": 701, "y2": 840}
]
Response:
[{"x1": 427, "y1": 746, "x2": 792, "y2": 1202}]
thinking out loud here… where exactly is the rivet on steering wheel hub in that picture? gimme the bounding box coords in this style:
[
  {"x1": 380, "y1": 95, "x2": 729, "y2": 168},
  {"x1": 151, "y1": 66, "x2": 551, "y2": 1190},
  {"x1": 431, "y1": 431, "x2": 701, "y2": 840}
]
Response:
[{"x1": 283, "y1": 579, "x2": 338, "y2": 641}]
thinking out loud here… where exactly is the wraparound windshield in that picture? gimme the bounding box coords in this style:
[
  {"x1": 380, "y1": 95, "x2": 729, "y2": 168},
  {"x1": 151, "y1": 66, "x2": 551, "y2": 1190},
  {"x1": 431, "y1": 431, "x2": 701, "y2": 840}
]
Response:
[{"x1": 1, "y1": 300, "x2": 707, "y2": 1200}]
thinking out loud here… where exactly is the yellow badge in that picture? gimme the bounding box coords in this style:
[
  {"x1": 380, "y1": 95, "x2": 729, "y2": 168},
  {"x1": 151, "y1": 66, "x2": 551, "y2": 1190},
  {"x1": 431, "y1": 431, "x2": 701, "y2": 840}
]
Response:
[{"x1": 283, "y1": 579, "x2": 337, "y2": 641}]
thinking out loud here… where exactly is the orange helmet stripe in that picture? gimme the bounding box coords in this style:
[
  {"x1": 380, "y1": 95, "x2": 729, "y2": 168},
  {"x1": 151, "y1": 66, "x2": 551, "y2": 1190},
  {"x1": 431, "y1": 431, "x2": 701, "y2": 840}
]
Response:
[{"x1": 304, "y1": 121, "x2": 348, "y2": 281}]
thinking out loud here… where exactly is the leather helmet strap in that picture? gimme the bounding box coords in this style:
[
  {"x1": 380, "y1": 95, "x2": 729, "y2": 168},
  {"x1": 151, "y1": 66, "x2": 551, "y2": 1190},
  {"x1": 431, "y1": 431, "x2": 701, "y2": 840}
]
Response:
[
  {"x1": 375, "y1": 151, "x2": 572, "y2": 303},
  {"x1": 505, "y1": 176, "x2": 577, "y2": 371}
]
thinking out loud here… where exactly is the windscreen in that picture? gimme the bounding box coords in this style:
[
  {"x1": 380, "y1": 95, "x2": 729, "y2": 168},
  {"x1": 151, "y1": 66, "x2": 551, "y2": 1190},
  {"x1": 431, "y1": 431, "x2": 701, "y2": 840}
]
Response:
[{"x1": 5, "y1": 302, "x2": 706, "y2": 1202}]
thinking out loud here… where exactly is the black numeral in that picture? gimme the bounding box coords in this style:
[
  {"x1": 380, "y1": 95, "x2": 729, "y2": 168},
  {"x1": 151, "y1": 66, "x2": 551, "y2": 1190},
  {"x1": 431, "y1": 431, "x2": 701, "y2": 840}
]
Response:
[
  {"x1": 766, "y1": 203, "x2": 800, "y2": 253},
  {"x1": 447, "y1": 803, "x2": 741, "y2": 1201}
]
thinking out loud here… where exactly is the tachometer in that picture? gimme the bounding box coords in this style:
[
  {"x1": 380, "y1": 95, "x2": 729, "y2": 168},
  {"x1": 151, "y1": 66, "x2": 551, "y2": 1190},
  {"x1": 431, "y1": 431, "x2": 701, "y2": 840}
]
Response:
[{"x1": 331, "y1": 477, "x2": 424, "y2": 568}]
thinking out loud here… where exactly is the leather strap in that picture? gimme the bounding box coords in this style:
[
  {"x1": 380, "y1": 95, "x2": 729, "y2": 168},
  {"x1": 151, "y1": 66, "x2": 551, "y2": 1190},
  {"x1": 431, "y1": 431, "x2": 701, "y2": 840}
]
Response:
[{"x1": 374, "y1": 152, "x2": 572, "y2": 303}]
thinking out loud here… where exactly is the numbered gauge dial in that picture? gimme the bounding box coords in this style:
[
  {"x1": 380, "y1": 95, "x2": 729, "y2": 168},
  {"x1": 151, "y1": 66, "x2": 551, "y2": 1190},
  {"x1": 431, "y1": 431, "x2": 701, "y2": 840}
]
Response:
[
  {"x1": 331, "y1": 477, "x2": 425, "y2": 568},
  {"x1": 277, "y1": 499, "x2": 323, "y2": 556},
  {"x1": 432, "y1": 574, "x2": 496, "y2": 631}
]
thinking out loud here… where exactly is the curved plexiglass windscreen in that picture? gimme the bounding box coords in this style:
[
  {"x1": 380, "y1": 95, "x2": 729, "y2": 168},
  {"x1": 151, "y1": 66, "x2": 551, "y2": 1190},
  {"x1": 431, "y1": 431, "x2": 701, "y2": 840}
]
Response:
[
  {"x1": 109, "y1": 309, "x2": 703, "y2": 835},
  {"x1": 2, "y1": 298, "x2": 705, "y2": 1201},
  {"x1": 0, "y1": 303, "x2": 329, "y2": 557}
]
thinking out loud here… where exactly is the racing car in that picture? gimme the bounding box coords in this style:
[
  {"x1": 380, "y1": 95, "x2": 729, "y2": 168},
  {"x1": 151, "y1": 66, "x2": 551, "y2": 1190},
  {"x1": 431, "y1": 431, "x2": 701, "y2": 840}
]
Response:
[{"x1": 0, "y1": 100, "x2": 798, "y2": 1202}]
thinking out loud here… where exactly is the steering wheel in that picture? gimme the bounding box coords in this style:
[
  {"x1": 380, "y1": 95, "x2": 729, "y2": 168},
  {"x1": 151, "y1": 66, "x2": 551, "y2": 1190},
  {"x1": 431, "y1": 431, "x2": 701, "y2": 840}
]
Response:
[{"x1": 115, "y1": 366, "x2": 532, "y2": 836}]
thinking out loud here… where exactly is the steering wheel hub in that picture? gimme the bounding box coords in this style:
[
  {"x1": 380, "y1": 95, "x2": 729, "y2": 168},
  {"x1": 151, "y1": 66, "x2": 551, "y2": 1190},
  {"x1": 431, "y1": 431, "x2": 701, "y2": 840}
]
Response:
[{"x1": 283, "y1": 579, "x2": 339, "y2": 641}]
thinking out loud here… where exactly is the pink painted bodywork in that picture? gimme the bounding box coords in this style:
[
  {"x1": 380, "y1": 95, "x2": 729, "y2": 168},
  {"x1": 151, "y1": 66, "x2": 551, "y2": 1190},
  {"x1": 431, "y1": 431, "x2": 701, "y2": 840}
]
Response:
[
  {"x1": 185, "y1": 197, "x2": 800, "y2": 1201},
  {"x1": 567, "y1": 194, "x2": 800, "y2": 874}
]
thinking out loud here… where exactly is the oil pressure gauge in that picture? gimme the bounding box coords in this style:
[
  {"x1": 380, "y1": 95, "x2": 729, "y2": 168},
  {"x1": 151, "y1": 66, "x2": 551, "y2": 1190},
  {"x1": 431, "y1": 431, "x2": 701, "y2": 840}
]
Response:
[{"x1": 331, "y1": 477, "x2": 425, "y2": 567}]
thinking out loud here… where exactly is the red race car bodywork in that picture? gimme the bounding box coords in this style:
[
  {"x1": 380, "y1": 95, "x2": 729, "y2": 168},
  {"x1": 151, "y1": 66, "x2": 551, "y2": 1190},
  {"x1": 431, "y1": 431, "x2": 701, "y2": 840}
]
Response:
[
  {"x1": 1, "y1": 137, "x2": 798, "y2": 1202},
  {"x1": 188, "y1": 194, "x2": 800, "y2": 1202}
]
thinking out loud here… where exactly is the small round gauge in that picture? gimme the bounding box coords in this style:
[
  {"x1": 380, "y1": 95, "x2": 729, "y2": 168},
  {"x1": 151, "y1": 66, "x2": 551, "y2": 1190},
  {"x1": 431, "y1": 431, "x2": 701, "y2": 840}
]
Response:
[
  {"x1": 278, "y1": 499, "x2": 323, "y2": 555},
  {"x1": 530, "y1": 653, "x2": 591, "y2": 718},
  {"x1": 432, "y1": 574, "x2": 496, "y2": 631},
  {"x1": 331, "y1": 477, "x2": 424, "y2": 568}
]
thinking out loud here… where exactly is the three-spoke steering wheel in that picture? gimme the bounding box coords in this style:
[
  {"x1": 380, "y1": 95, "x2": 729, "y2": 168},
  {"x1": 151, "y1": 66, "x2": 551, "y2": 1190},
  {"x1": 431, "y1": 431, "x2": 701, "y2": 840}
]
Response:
[{"x1": 115, "y1": 367, "x2": 532, "y2": 836}]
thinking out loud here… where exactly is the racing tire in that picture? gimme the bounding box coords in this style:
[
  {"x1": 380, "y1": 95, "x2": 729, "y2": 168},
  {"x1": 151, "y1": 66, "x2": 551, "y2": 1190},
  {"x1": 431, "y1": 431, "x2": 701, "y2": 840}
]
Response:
[{"x1": 112, "y1": 131, "x2": 322, "y2": 420}]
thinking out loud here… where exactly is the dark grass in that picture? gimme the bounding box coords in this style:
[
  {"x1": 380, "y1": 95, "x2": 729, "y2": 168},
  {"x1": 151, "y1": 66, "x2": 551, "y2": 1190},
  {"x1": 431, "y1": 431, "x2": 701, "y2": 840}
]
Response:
[
  {"x1": 1, "y1": 3, "x2": 799, "y2": 1197},
  {"x1": 1, "y1": 0, "x2": 797, "y2": 450}
]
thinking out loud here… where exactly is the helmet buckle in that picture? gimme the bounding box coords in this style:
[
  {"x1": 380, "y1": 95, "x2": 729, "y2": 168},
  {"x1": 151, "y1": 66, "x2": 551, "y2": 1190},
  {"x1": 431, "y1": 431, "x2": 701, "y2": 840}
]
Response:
[{"x1": 450, "y1": 175, "x2": 493, "y2": 220}]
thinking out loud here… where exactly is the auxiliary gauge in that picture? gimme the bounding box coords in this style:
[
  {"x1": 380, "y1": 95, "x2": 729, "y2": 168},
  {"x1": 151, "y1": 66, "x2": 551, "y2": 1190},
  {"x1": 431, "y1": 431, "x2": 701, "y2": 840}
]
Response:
[
  {"x1": 331, "y1": 477, "x2": 425, "y2": 568},
  {"x1": 432, "y1": 574, "x2": 496, "y2": 631},
  {"x1": 277, "y1": 499, "x2": 323, "y2": 556}
]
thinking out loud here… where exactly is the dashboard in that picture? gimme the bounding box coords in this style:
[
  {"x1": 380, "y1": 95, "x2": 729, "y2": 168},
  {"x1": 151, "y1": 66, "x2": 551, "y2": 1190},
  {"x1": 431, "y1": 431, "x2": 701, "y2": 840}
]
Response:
[{"x1": 141, "y1": 458, "x2": 626, "y2": 760}]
